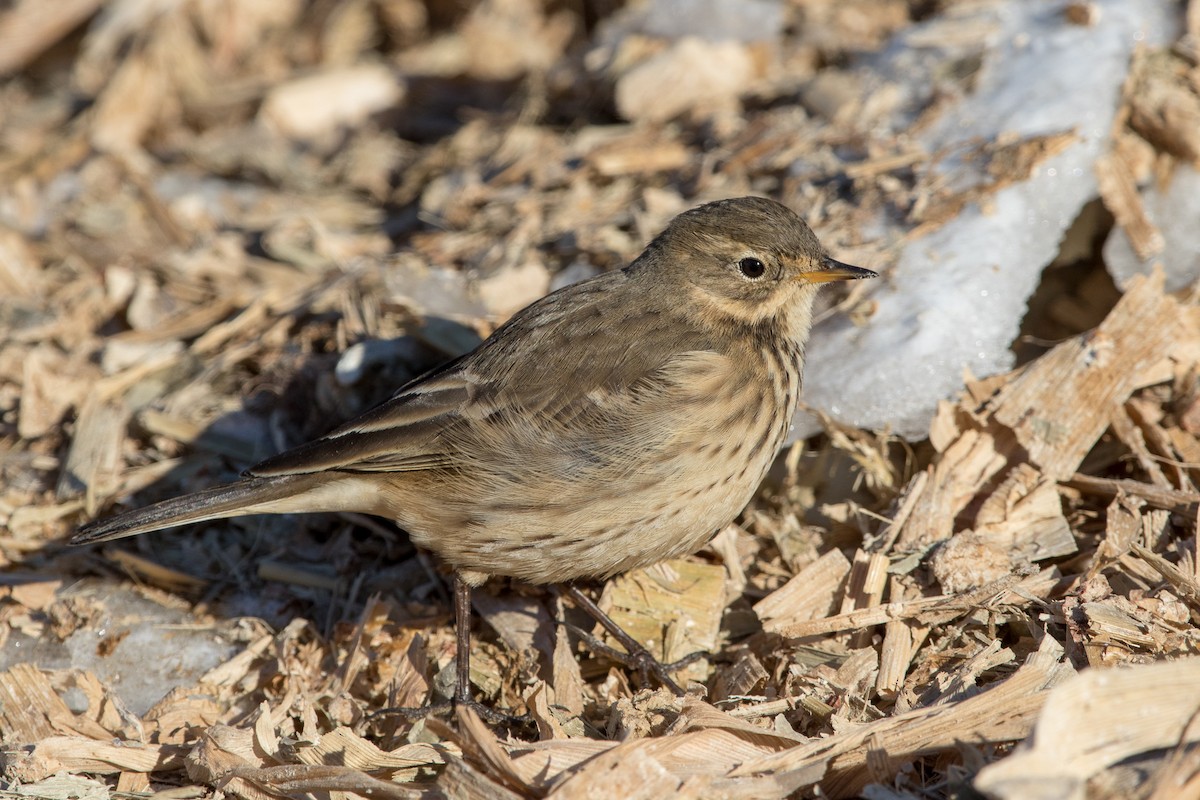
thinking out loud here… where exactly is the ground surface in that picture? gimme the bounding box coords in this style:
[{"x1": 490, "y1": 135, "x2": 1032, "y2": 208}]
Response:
[{"x1": 3, "y1": 1, "x2": 1200, "y2": 798}]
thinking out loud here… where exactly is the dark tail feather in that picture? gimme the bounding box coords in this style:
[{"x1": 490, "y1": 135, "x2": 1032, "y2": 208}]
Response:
[{"x1": 71, "y1": 475, "x2": 316, "y2": 545}]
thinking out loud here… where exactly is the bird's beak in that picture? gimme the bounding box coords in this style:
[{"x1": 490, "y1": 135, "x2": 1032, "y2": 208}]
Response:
[{"x1": 795, "y1": 256, "x2": 878, "y2": 284}]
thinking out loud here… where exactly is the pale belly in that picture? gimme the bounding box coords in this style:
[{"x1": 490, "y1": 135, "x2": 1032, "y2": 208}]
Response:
[
  {"x1": 391, "y1": 340, "x2": 802, "y2": 585},
  {"x1": 408, "y1": 416, "x2": 787, "y2": 585}
]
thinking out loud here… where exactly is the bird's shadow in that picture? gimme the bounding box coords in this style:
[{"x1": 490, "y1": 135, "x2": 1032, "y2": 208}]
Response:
[
  {"x1": 27, "y1": 314, "x2": 590, "y2": 725},
  {"x1": 53, "y1": 317, "x2": 486, "y2": 633}
]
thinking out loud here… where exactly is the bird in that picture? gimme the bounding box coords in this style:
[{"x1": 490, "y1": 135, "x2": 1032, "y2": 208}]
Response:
[{"x1": 72, "y1": 196, "x2": 876, "y2": 713}]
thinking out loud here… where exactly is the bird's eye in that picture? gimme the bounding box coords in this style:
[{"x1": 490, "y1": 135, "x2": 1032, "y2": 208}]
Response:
[{"x1": 738, "y1": 257, "x2": 766, "y2": 279}]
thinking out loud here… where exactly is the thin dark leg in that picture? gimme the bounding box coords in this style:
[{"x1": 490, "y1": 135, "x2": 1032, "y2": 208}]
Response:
[
  {"x1": 370, "y1": 573, "x2": 532, "y2": 731},
  {"x1": 454, "y1": 574, "x2": 473, "y2": 705},
  {"x1": 562, "y1": 583, "x2": 703, "y2": 696}
]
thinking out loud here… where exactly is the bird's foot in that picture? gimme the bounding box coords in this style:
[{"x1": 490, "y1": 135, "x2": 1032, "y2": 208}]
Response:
[
  {"x1": 370, "y1": 700, "x2": 453, "y2": 721},
  {"x1": 569, "y1": 623, "x2": 704, "y2": 696},
  {"x1": 457, "y1": 697, "x2": 535, "y2": 730},
  {"x1": 371, "y1": 697, "x2": 534, "y2": 730},
  {"x1": 560, "y1": 583, "x2": 705, "y2": 696}
]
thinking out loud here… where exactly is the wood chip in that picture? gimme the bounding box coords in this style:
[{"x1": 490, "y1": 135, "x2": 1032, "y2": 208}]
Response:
[
  {"x1": 731, "y1": 638, "x2": 1072, "y2": 798},
  {"x1": 7, "y1": 4, "x2": 1200, "y2": 797},
  {"x1": 1095, "y1": 148, "x2": 1164, "y2": 260},
  {"x1": 976, "y1": 657, "x2": 1200, "y2": 800},
  {"x1": 599, "y1": 560, "x2": 727, "y2": 682},
  {"x1": 754, "y1": 548, "x2": 851, "y2": 631},
  {"x1": 5, "y1": 736, "x2": 187, "y2": 782},
  {"x1": 0, "y1": 663, "x2": 79, "y2": 743},
  {"x1": 989, "y1": 270, "x2": 1184, "y2": 481},
  {"x1": 0, "y1": 0, "x2": 105, "y2": 74}
]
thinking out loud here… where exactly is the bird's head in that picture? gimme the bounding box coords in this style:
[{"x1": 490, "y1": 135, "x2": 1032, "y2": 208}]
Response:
[{"x1": 632, "y1": 196, "x2": 876, "y2": 333}]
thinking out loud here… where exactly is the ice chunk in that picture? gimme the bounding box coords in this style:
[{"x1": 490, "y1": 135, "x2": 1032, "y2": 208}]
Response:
[
  {"x1": 634, "y1": 0, "x2": 785, "y2": 43},
  {"x1": 1, "y1": 580, "x2": 240, "y2": 716},
  {"x1": 797, "y1": 0, "x2": 1180, "y2": 439}
]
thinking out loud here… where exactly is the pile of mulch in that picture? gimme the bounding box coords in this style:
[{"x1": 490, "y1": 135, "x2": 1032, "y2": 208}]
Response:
[{"x1": 3, "y1": 1, "x2": 1200, "y2": 798}]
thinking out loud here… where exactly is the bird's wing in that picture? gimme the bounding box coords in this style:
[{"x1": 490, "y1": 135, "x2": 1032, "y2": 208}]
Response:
[
  {"x1": 248, "y1": 270, "x2": 721, "y2": 479},
  {"x1": 247, "y1": 364, "x2": 473, "y2": 475},
  {"x1": 447, "y1": 347, "x2": 740, "y2": 488}
]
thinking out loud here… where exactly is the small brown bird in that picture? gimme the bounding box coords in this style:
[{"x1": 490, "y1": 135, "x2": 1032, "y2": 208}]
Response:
[{"x1": 73, "y1": 196, "x2": 875, "y2": 710}]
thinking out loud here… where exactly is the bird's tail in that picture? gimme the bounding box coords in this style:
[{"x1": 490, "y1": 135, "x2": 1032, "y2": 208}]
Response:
[{"x1": 70, "y1": 474, "x2": 324, "y2": 545}]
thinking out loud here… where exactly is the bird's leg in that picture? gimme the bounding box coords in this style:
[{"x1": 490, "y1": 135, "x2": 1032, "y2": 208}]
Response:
[
  {"x1": 449, "y1": 575, "x2": 535, "y2": 727},
  {"x1": 453, "y1": 573, "x2": 473, "y2": 705},
  {"x1": 372, "y1": 573, "x2": 532, "y2": 730},
  {"x1": 561, "y1": 583, "x2": 704, "y2": 696}
]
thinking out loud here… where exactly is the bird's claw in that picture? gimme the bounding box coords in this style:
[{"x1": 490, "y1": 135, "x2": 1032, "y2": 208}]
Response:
[
  {"x1": 370, "y1": 698, "x2": 534, "y2": 731},
  {"x1": 566, "y1": 622, "x2": 702, "y2": 695}
]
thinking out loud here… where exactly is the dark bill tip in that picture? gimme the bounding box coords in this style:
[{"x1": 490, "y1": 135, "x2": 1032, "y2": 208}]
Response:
[{"x1": 795, "y1": 257, "x2": 878, "y2": 284}]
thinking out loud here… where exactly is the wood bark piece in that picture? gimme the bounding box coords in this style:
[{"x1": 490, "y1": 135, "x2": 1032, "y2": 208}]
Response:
[
  {"x1": 454, "y1": 705, "x2": 540, "y2": 798},
  {"x1": 0, "y1": 0, "x2": 104, "y2": 74},
  {"x1": 54, "y1": 394, "x2": 128, "y2": 514},
  {"x1": 923, "y1": 639, "x2": 1015, "y2": 707},
  {"x1": 875, "y1": 595, "x2": 929, "y2": 701},
  {"x1": 1080, "y1": 600, "x2": 1155, "y2": 650},
  {"x1": 472, "y1": 590, "x2": 555, "y2": 664},
  {"x1": 550, "y1": 619, "x2": 586, "y2": 719},
  {"x1": 1066, "y1": 474, "x2": 1200, "y2": 516},
  {"x1": 968, "y1": 463, "x2": 1076, "y2": 561},
  {"x1": 599, "y1": 559, "x2": 726, "y2": 682},
  {"x1": 753, "y1": 548, "x2": 851, "y2": 631},
  {"x1": 544, "y1": 744, "x2": 691, "y2": 799},
  {"x1": 17, "y1": 345, "x2": 90, "y2": 440},
  {"x1": 838, "y1": 549, "x2": 889, "y2": 616},
  {"x1": 975, "y1": 657, "x2": 1200, "y2": 800},
  {"x1": 1130, "y1": 542, "x2": 1200, "y2": 607},
  {"x1": 712, "y1": 651, "x2": 769, "y2": 701},
  {"x1": 774, "y1": 568, "x2": 1060, "y2": 639},
  {"x1": 489, "y1": 698, "x2": 813, "y2": 795},
  {"x1": 1095, "y1": 148, "x2": 1164, "y2": 260},
  {"x1": 894, "y1": 429, "x2": 1005, "y2": 551},
  {"x1": 1128, "y1": 51, "x2": 1200, "y2": 165},
  {"x1": 1110, "y1": 403, "x2": 1173, "y2": 487},
  {"x1": 870, "y1": 470, "x2": 927, "y2": 554},
  {"x1": 839, "y1": 549, "x2": 889, "y2": 647},
  {"x1": 0, "y1": 663, "x2": 80, "y2": 743},
  {"x1": 1127, "y1": 397, "x2": 1198, "y2": 492},
  {"x1": 103, "y1": 549, "x2": 208, "y2": 594},
  {"x1": 4, "y1": 735, "x2": 187, "y2": 782},
  {"x1": 439, "y1": 756, "x2": 525, "y2": 800},
  {"x1": 988, "y1": 270, "x2": 1184, "y2": 481},
  {"x1": 294, "y1": 726, "x2": 447, "y2": 773},
  {"x1": 731, "y1": 639, "x2": 1072, "y2": 799}
]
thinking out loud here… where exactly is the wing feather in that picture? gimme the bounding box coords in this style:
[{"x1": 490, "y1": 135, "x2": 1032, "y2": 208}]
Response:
[
  {"x1": 248, "y1": 374, "x2": 470, "y2": 476},
  {"x1": 246, "y1": 269, "x2": 726, "y2": 481}
]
